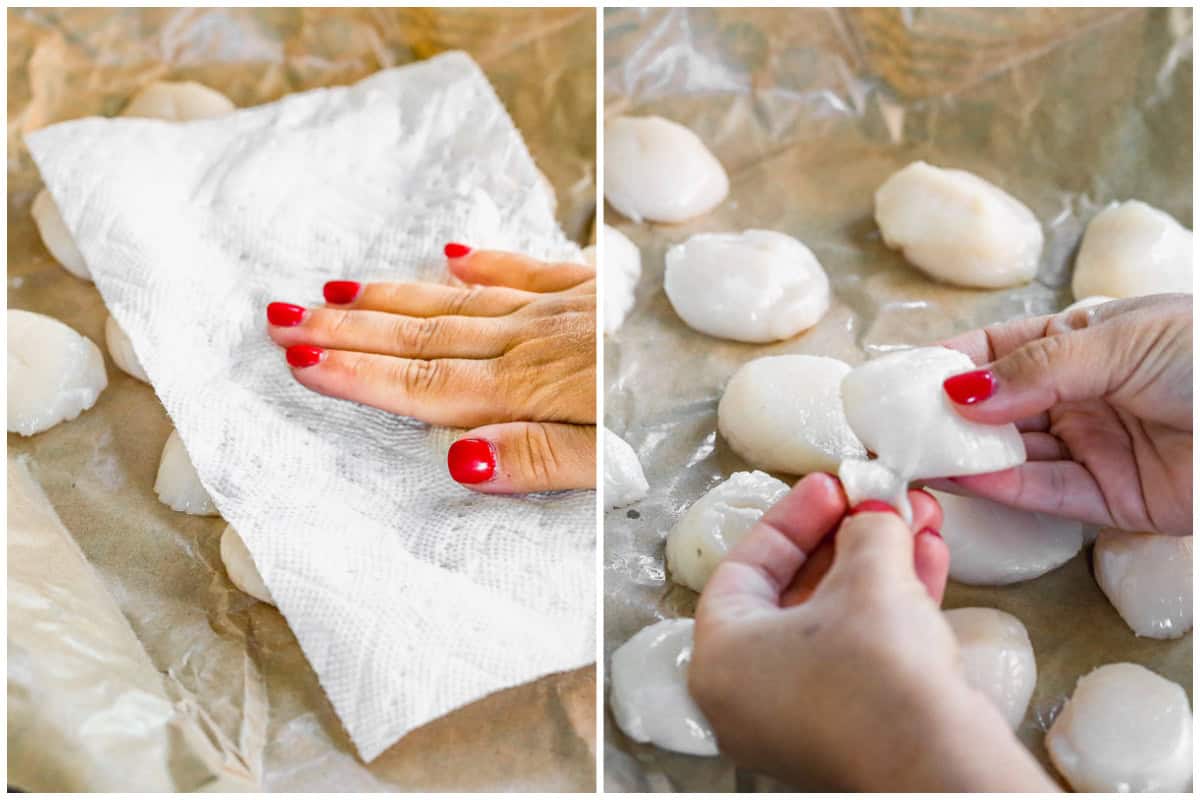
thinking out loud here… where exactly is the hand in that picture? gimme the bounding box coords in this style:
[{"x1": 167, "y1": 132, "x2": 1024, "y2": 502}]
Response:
[
  {"x1": 266, "y1": 244, "x2": 596, "y2": 494},
  {"x1": 690, "y1": 473, "x2": 1056, "y2": 792},
  {"x1": 937, "y1": 293, "x2": 1192, "y2": 536}
]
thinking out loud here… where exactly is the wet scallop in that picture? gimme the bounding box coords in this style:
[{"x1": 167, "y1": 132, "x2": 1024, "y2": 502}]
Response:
[
  {"x1": 8, "y1": 309, "x2": 108, "y2": 436},
  {"x1": 1072, "y1": 201, "x2": 1193, "y2": 300},
  {"x1": 1046, "y1": 663, "x2": 1192, "y2": 793},
  {"x1": 604, "y1": 427, "x2": 649, "y2": 510},
  {"x1": 1093, "y1": 528, "x2": 1192, "y2": 639},
  {"x1": 220, "y1": 525, "x2": 274, "y2": 605},
  {"x1": 664, "y1": 230, "x2": 831, "y2": 343},
  {"x1": 944, "y1": 607, "x2": 1037, "y2": 729},
  {"x1": 665, "y1": 471, "x2": 790, "y2": 593},
  {"x1": 31, "y1": 189, "x2": 90, "y2": 280},
  {"x1": 718, "y1": 354, "x2": 866, "y2": 475},
  {"x1": 609, "y1": 618, "x2": 718, "y2": 757},
  {"x1": 875, "y1": 161, "x2": 1043, "y2": 289},
  {"x1": 121, "y1": 80, "x2": 236, "y2": 121},
  {"x1": 155, "y1": 429, "x2": 219, "y2": 516},
  {"x1": 604, "y1": 115, "x2": 728, "y2": 224},
  {"x1": 105, "y1": 315, "x2": 149, "y2": 383},
  {"x1": 600, "y1": 225, "x2": 642, "y2": 335}
]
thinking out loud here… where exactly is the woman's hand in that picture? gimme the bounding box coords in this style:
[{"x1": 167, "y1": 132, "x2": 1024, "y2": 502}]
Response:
[
  {"x1": 690, "y1": 473, "x2": 1056, "y2": 792},
  {"x1": 266, "y1": 244, "x2": 596, "y2": 494},
  {"x1": 937, "y1": 293, "x2": 1192, "y2": 536}
]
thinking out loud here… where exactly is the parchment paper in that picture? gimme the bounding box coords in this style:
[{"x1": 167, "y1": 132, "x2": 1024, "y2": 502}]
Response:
[
  {"x1": 602, "y1": 7, "x2": 1192, "y2": 792},
  {"x1": 8, "y1": 8, "x2": 596, "y2": 792}
]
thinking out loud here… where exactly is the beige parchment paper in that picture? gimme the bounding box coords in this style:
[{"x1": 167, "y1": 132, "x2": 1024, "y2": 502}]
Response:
[
  {"x1": 602, "y1": 7, "x2": 1192, "y2": 792},
  {"x1": 8, "y1": 7, "x2": 596, "y2": 792}
]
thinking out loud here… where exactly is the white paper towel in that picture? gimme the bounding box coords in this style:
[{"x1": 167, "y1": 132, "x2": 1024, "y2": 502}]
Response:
[{"x1": 26, "y1": 51, "x2": 595, "y2": 761}]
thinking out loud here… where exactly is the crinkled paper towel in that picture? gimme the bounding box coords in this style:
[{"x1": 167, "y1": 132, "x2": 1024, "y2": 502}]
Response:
[{"x1": 25, "y1": 51, "x2": 595, "y2": 761}]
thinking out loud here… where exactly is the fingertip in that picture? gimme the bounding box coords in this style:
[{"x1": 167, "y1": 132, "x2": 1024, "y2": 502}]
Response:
[
  {"x1": 909, "y1": 488, "x2": 944, "y2": 533},
  {"x1": 914, "y1": 528, "x2": 950, "y2": 603}
]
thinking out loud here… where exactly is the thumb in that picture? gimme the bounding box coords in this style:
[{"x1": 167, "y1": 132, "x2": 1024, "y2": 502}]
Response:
[
  {"x1": 447, "y1": 422, "x2": 595, "y2": 494},
  {"x1": 825, "y1": 507, "x2": 917, "y2": 588},
  {"x1": 443, "y1": 243, "x2": 594, "y2": 293},
  {"x1": 941, "y1": 325, "x2": 1123, "y2": 424}
]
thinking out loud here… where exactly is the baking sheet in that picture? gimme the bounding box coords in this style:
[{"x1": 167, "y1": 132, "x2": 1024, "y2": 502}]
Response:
[
  {"x1": 602, "y1": 7, "x2": 1192, "y2": 792},
  {"x1": 8, "y1": 7, "x2": 596, "y2": 792}
]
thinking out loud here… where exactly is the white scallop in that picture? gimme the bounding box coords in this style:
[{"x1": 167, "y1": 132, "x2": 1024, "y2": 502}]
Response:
[
  {"x1": 1093, "y1": 529, "x2": 1192, "y2": 639},
  {"x1": 1072, "y1": 201, "x2": 1193, "y2": 299},
  {"x1": 121, "y1": 80, "x2": 236, "y2": 121},
  {"x1": 1046, "y1": 663, "x2": 1192, "y2": 793},
  {"x1": 932, "y1": 490, "x2": 1084, "y2": 585},
  {"x1": 718, "y1": 355, "x2": 866, "y2": 475},
  {"x1": 609, "y1": 618, "x2": 718, "y2": 757},
  {"x1": 31, "y1": 189, "x2": 90, "y2": 280},
  {"x1": 154, "y1": 429, "x2": 219, "y2": 516},
  {"x1": 604, "y1": 115, "x2": 729, "y2": 224},
  {"x1": 875, "y1": 161, "x2": 1043, "y2": 288},
  {"x1": 8, "y1": 310, "x2": 107, "y2": 436},
  {"x1": 604, "y1": 427, "x2": 649, "y2": 510},
  {"x1": 838, "y1": 458, "x2": 914, "y2": 524},
  {"x1": 1062, "y1": 295, "x2": 1115, "y2": 313},
  {"x1": 220, "y1": 525, "x2": 274, "y2": 605},
  {"x1": 664, "y1": 230, "x2": 831, "y2": 342},
  {"x1": 665, "y1": 471, "x2": 790, "y2": 593},
  {"x1": 840, "y1": 347, "x2": 1026, "y2": 480},
  {"x1": 104, "y1": 315, "x2": 149, "y2": 383},
  {"x1": 601, "y1": 225, "x2": 642, "y2": 334},
  {"x1": 944, "y1": 607, "x2": 1037, "y2": 729}
]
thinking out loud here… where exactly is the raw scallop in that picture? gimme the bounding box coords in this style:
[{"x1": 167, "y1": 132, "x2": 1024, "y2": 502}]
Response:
[
  {"x1": 609, "y1": 618, "x2": 718, "y2": 757},
  {"x1": 8, "y1": 309, "x2": 108, "y2": 436},
  {"x1": 665, "y1": 471, "x2": 790, "y2": 592},
  {"x1": 31, "y1": 189, "x2": 90, "y2": 280},
  {"x1": 1046, "y1": 663, "x2": 1192, "y2": 793},
  {"x1": 944, "y1": 607, "x2": 1037, "y2": 729},
  {"x1": 1093, "y1": 529, "x2": 1192, "y2": 639},
  {"x1": 604, "y1": 427, "x2": 649, "y2": 510},
  {"x1": 664, "y1": 230, "x2": 831, "y2": 342},
  {"x1": 154, "y1": 429, "x2": 218, "y2": 516},
  {"x1": 875, "y1": 161, "x2": 1043, "y2": 289},
  {"x1": 718, "y1": 355, "x2": 866, "y2": 475},
  {"x1": 121, "y1": 80, "x2": 236, "y2": 121},
  {"x1": 933, "y1": 490, "x2": 1084, "y2": 585},
  {"x1": 220, "y1": 525, "x2": 274, "y2": 605},
  {"x1": 105, "y1": 315, "x2": 149, "y2": 383},
  {"x1": 604, "y1": 115, "x2": 728, "y2": 224},
  {"x1": 601, "y1": 225, "x2": 642, "y2": 334},
  {"x1": 1072, "y1": 201, "x2": 1193, "y2": 299}
]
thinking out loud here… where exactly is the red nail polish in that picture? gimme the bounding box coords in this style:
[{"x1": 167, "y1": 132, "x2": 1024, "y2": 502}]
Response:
[
  {"x1": 918, "y1": 527, "x2": 943, "y2": 539},
  {"x1": 850, "y1": 500, "x2": 898, "y2": 516},
  {"x1": 448, "y1": 438, "x2": 495, "y2": 484},
  {"x1": 267, "y1": 302, "x2": 306, "y2": 327},
  {"x1": 323, "y1": 280, "x2": 361, "y2": 305},
  {"x1": 943, "y1": 369, "x2": 996, "y2": 405},
  {"x1": 286, "y1": 345, "x2": 324, "y2": 368},
  {"x1": 444, "y1": 242, "x2": 471, "y2": 259}
]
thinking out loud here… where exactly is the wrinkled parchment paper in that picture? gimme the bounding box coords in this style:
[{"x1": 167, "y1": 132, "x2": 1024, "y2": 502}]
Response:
[
  {"x1": 8, "y1": 8, "x2": 596, "y2": 792},
  {"x1": 602, "y1": 7, "x2": 1192, "y2": 792}
]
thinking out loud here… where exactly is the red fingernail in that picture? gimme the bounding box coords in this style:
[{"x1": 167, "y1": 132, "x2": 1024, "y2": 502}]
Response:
[
  {"x1": 448, "y1": 438, "x2": 495, "y2": 484},
  {"x1": 267, "y1": 302, "x2": 306, "y2": 327},
  {"x1": 850, "y1": 500, "x2": 898, "y2": 516},
  {"x1": 444, "y1": 242, "x2": 471, "y2": 259},
  {"x1": 918, "y1": 527, "x2": 943, "y2": 539},
  {"x1": 323, "y1": 280, "x2": 361, "y2": 305},
  {"x1": 943, "y1": 369, "x2": 996, "y2": 405},
  {"x1": 286, "y1": 345, "x2": 324, "y2": 368}
]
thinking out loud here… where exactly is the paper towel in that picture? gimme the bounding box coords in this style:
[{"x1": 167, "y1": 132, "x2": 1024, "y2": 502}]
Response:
[{"x1": 26, "y1": 51, "x2": 595, "y2": 761}]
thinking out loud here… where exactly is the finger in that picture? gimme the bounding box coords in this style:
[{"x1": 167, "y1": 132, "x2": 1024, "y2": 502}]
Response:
[
  {"x1": 908, "y1": 488, "x2": 944, "y2": 532},
  {"x1": 913, "y1": 529, "x2": 950, "y2": 603},
  {"x1": 826, "y1": 508, "x2": 917, "y2": 587},
  {"x1": 947, "y1": 462, "x2": 1113, "y2": 527},
  {"x1": 1022, "y1": 431, "x2": 1071, "y2": 461},
  {"x1": 939, "y1": 314, "x2": 1058, "y2": 365},
  {"x1": 322, "y1": 279, "x2": 534, "y2": 317},
  {"x1": 698, "y1": 474, "x2": 846, "y2": 622},
  {"x1": 268, "y1": 304, "x2": 512, "y2": 359},
  {"x1": 1016, "y1": 413, "x2": 1050, "y2": 433},
  {"x1": 780, "y1": 536, "x2": 835, "y2": 608},
  {"x1": 447, "y1": 422, "x2": 595, "y2": 494},
  {"x1": 445, "y1": 244, "x2": 595, "y2": 293},
  {"x1": 284, "y1": 346, "x2": 504, "y2": 428}
]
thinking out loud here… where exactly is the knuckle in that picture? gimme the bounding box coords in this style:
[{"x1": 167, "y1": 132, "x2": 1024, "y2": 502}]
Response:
[
  {"x1": 395, "y1": 358, "x2": 445, "y2": 396},
  {"x1": 320, "y1": 309, "x2": 355, "y2": 339},
  {"x1": 514, "y1": 425, "x2": 561, "y2": 486}
]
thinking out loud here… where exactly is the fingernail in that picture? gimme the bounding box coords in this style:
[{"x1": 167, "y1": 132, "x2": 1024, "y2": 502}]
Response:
[
  {"x1": 323, "y1": 280, "x2": 361, "y2": 305},
  {"x1": 444, "y1": 242, "x2": 471, "y2": 259},
  {"x1": 849, "y1": 500, "x2": 898, "y2": 516},
  {"x1": 267, "y1": 302, "x2": 306, "y2": 327},
  {"x1": 286, "y1": 345, "x2": 324, "y2": 368},
  {"x1": 943, "y1": 369, "x2": 996, "y2": 405},
  {"x1": 918, "y1": 527, "x2": 943, "y2": 539},
  {"x1": 448, "y1": 438, "x2": 495, "y2": 484}
]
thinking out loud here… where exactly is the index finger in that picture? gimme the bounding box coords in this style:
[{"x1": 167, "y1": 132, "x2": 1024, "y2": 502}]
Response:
[
  {"x1": 939, "y1": 314, "x2": 1059, "y2": 365},
  {"x1": 696, "y1": 473, "x2": 847, "y2": 625}
]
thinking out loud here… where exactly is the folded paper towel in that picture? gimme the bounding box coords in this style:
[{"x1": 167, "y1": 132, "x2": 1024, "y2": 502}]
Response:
[{"x1": 26, "y1": 51, "x2": 595, "y2": 761}]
